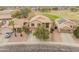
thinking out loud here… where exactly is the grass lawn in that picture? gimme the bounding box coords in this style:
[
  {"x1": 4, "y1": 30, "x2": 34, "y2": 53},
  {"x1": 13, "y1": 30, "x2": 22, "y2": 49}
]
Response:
[
  {"x1": 42, "y1": 13, "x2": 59, "y2": 20},
  {"x1": 39, "y1": 10, "x2": 79, "y2": 20},
  {"x1": 51, "y1": 10, "x2": 79, "y2": 20}
]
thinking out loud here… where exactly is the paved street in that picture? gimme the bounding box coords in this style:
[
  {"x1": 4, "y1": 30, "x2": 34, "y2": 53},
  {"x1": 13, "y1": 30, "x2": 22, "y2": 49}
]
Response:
[{"x1": 0, "y1": 43, "x2": 79, "y2": 52}]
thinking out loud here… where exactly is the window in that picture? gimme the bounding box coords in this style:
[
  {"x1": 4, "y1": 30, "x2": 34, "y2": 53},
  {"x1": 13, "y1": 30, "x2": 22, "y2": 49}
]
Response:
[
  {"x1": 31, "y1": 23, "x2": 34, "y2": 26},
  {"x1": 70, "y1": 25, "x2": 72, "y2": 28},
  {"x1": 28, "y1": 24, "x2": 29, "y2": 27},
  {"x1": 38, "y1": 23, "x2": 40, "y2": 26},
  {"x1": 23, "y1": 22, "x2": 27, "y2": 25},
  {"x1": 55, "y1": 26, "x2": 57, "y2": 29},
  {"x1": 46, "y1": 23, "x2": 49, "y2": 28}
]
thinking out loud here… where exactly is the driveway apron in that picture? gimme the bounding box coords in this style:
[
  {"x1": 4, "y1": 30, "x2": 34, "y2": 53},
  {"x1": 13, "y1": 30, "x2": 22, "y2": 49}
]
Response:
[
  {"x1": 60, "y1": 33, "x2": 75, "y2": 44},
  {"x1": 27, "y1": 34, "x2": 40, "y2": 43}
]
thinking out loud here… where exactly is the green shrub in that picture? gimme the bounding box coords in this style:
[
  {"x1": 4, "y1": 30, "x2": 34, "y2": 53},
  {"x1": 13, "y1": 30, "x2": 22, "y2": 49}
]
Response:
[
  {"x1": 17, "y1": 28, "x2": 23, "y2": 33},
  {"x1": 33, "y1": 26, "x2": 49, "y2": 41},
  {"x1": 11, "y1": 8, "x2": 31, "y2": 18},
  {"x1": 43, "y1": 13, "x2": 59, "y2": 20},
  {"x1": 22, "y1": 26, "x2": 30, "y2": 34},
  {"x1": 73, "y1": 26, "x2": 79, "y2": 38}
]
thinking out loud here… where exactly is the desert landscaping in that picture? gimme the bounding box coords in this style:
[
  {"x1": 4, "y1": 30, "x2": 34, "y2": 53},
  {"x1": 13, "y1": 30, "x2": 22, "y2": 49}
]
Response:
[{"x1": 0, "y1": 6, "x2": 79, "y2": 51}]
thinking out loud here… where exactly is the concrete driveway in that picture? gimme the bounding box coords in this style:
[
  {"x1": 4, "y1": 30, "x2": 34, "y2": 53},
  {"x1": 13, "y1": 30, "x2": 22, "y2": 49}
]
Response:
[
  {"x1": 0, "y1": 27, "x2": 12, "y2": 43},
  {"x1": 51, "y1": 30, "x2": 62, "y2": 42},
  {"x1": 27, "y1": 34, "x2": 41, "y2": 43},
  {"x1": 1, "y1": 27, "x2": 12, "y2": 34},
  {"x1": 60, "y1": 33, "x2": 75, "y2": 44}
]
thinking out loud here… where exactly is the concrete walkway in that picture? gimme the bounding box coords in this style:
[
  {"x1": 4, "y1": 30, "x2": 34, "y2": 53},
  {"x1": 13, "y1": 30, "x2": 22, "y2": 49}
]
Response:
[
  {"x1": 0, "y1": 34, "x2": 9, "y2": 43},
  {"x1": 60, "y1": 33, "x2": 75, "y2": 44},
  {"x1": 27, "y1": 34, "x2": 41, "y2": 43}
]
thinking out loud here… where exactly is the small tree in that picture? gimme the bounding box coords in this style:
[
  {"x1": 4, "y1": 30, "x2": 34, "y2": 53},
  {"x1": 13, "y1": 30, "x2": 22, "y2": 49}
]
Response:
[
  {"x1": 9, "y1": 20, "x2": 14, "y2": 28},
  {"x1": 11, "y1": 8, "x2": 31, "y2": 18},
  {"x1": 40, "y1": 8, "x2": 50, "y2": 12},
  {"x1": 22, "y1": 26, "x2": 30, "y2": 35},
  {"x1": 11, "y1": 10, "x2": 21, "y2": 18},
  {"x1": 52, "y1": 7, "x2": 58, "y2": 10},
  {"x1": 17, "y1": 28, "x2": 23, "y2": 37},
  {"x1": 0, "y1": 7, "x2": 5, "y2": 11},
  {"x1": 70, "y1": 8, "x2": 78, "y2": 12},
  {"x1": 73, "y1": 26, "x2": 79, "y2": 38},
  {"x1": 20, "y1": 8, "x2": 31, "y2": 18},
  {"x1": 9, "y1": 20, "x2": 17, "y2": 37},
  {"x1": 9, "y1": 20, "x2": 15, "y2": 31},
  {"x1": 33, "y1": 26, "x2": 49, "y2": 41}
]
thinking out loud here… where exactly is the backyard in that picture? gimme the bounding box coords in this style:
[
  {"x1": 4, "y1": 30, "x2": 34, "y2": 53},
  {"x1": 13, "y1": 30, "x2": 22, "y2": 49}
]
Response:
[
  {"x1": 39, "y1": 10, "x2": 79, "y2": 20},
  {"x1": 42, "y1": 13, "x2": 59, "y2": 20}
]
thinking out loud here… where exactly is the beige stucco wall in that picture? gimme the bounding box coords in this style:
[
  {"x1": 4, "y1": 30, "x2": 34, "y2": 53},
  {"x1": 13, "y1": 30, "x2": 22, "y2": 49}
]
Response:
[
  {"x1": 29, "y1": 20, "x2": 52, "y2": 31},
  {"x1": 29, "y1": 20, "x2": 41, "y2": 28},
  {"x1": 55, "y1": 19, "x2": 77, "y2": 33}
]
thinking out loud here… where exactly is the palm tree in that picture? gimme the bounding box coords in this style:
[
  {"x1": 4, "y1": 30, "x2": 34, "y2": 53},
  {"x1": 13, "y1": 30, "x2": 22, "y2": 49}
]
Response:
[{"x1": 9, "y1": 20, "x2": 17, "y2": 37}]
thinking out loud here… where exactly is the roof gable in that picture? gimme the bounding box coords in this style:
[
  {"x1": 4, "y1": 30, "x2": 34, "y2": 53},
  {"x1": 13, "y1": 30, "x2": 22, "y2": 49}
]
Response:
[{"x1": 30, "y1": 15, "x2": 52, "y2": 23}]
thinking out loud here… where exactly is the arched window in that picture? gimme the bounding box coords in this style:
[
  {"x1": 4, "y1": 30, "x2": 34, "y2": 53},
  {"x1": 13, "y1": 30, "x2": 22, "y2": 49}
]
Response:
[
  {"x1": 31, "y1": 23, "x2": 34, "y2": 26},
  {"x1": 23, "y1": 22, "x2": 27, "y2": 25},
  {"x1": 55, "y1": 26, "x2": 57, "y2": 29}
]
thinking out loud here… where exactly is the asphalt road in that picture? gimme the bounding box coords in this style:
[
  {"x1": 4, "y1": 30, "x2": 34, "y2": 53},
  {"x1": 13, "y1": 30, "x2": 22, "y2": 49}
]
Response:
[{"x1": 0, "y1": 43, "x2": 79, "y2": 52}]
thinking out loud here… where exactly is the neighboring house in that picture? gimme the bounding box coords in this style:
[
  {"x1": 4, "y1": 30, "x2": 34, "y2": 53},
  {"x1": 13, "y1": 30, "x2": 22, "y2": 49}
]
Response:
[
  {"x1": 0, "y1": 10, "x2": 13, "y2": 20},
  {"x1": 29, "y1": 15, "x2": 53, "y2": 31},
  {"x1": 0, "y1": 10, "x2": 13, "y2": 27},
  {"x1": 10, "y1": 15, "x2": 53, "y2": 32},
  {"x1": 12, "y1": 18, "x2": 29, "y2": 28},
  {"x1": 55, "y1": 18, "x2": 77, "y2": 32}
]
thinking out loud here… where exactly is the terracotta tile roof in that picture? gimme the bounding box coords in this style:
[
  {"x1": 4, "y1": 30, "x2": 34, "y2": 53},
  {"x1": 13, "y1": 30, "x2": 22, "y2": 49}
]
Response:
[
  {"x1": 29, "y1": 15, "x2": 52, "y2": 23},
  {"x1": 0, "y1": 14, "x2": 11, "y2": 19},
  {"x1": 0, "y1": 10, "x2": 13, "y2": 19},
  {"x1": 13, "y1": 18, "x2": 29, "y2": 28}
]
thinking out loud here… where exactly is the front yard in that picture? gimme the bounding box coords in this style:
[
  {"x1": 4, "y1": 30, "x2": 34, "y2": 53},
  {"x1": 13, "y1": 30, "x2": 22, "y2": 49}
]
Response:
[
  {"x1": 0, "y1": 8, "x2": 79, "y2": 46},
  {"x1": 1, "y1": 25, "x2": 79, "y2": 46}
]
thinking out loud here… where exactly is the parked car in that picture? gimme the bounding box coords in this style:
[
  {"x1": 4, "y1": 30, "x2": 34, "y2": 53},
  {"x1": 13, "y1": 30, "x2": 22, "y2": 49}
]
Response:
[
  {"x1": 5, "y1": 34, "x2": 11, "y2": 38},
  {"x1": 5, "y1": 32, "x2": 13, "y2": 38},
  {"x1": 6, "y1": 32, "x2": 13, "y2": 35}
]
